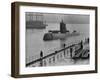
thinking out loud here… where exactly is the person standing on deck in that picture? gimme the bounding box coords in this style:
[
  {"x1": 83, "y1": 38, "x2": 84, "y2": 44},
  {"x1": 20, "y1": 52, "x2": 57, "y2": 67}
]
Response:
[{"x1": 40, "y1": 51, "x2": 43, "y2": 66}]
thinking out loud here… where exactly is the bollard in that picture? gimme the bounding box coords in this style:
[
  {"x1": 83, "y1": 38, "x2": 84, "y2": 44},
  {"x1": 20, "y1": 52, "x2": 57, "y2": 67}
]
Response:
[{"x1": 40, "y1": 51, "x2": 43, "y2": 66}]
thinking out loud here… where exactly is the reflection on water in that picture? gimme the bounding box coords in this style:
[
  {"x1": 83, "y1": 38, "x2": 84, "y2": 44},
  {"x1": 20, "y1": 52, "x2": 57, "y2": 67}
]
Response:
[{"x1": 26, "y1": 23, "x2": 89, "y2": 66}]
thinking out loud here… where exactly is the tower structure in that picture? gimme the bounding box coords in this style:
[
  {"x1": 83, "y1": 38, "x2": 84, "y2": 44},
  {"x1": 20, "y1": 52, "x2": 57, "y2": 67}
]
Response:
[{"x1": 60, "y1": 20, "x2": 66, "y2": 33}]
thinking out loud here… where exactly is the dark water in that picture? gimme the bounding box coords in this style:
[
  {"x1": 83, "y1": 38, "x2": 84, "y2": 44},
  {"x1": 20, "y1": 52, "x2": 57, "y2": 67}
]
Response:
[{"x1": 26, "y1": 23, "x2": 89, "y2": 66}]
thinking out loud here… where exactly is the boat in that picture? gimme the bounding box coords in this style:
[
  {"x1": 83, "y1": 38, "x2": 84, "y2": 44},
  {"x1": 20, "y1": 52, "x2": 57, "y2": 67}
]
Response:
[
  {"x1": 26, "y1": 13, "x2": 47, "y2": 29},
  {"x1": 43, "y1": 20, "x2": 80, "y2": 41},
  {"x1": 72, "y1": 49, "x2": 89, "y2": 59},
  {"x1": 26, "y1": 21, "x2": 47, "y2": 29}
]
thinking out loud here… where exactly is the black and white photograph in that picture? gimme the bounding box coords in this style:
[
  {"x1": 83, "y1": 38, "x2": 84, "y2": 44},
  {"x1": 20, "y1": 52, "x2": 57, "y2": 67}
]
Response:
[
  {"x1": 11, "y1": 2, "x2": 97, "y2": 77},
  {"x1": 25, "y1": 12, "x2": 90, "y2": 67}
]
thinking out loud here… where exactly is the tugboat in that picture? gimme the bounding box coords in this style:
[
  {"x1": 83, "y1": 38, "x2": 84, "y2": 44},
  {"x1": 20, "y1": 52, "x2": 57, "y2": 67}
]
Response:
[{"x1": 43, "y1": 20, "x2": 80, "y2": 41}]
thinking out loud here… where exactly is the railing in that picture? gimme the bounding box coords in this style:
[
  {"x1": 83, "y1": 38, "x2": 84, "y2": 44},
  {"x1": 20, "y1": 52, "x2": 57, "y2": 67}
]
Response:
[{"x1": 26, "y1": 39, "x2": 89, "y2": 67}]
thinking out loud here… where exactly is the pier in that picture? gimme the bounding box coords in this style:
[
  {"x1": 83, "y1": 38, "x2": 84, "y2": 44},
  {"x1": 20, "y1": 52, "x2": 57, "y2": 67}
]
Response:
[{"x1": 26, "y1": 39, "x2": 89, "y2": 67}]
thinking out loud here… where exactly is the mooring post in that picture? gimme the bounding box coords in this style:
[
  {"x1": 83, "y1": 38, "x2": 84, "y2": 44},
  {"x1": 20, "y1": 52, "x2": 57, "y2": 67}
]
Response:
[{"x1": 40, "y1": 51, "x2": 43, "y2": 66}]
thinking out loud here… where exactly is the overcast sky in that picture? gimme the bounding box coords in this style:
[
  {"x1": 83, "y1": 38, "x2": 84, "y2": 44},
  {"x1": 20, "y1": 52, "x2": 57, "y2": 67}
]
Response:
[{"x1": 26, "y1": 12, "x2": 90, "y2": 24}]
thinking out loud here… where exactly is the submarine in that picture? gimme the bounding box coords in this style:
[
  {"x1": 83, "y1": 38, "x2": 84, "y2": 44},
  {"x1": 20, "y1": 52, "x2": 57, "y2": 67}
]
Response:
[{"x1": 43, "y1": 20, "x2": 80, "y2": 41}]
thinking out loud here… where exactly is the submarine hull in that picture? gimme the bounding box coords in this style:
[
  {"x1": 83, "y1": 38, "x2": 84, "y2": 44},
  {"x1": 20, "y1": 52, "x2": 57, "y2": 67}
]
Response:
[{"x1": 43, "y1": 32, "x2": 80, "y2": 41}]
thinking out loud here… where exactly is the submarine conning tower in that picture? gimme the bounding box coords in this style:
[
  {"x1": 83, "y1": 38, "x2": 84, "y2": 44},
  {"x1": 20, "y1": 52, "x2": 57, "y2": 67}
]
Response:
[{"x1": 60, "y1": 20, "x2": 67, "y2": 33}]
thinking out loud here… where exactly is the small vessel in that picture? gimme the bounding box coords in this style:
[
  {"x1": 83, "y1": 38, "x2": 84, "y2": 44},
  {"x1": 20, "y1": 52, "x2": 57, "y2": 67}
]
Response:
[
  {"x1": 26, "y1": 21, "x2": 47, "y2": 29},
  {"x1": 72, "y1": 49, "x2": 89, "y2": 59},
  {"x1": 43, "y1": 20, "x2": 80, "y2": 41}
]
